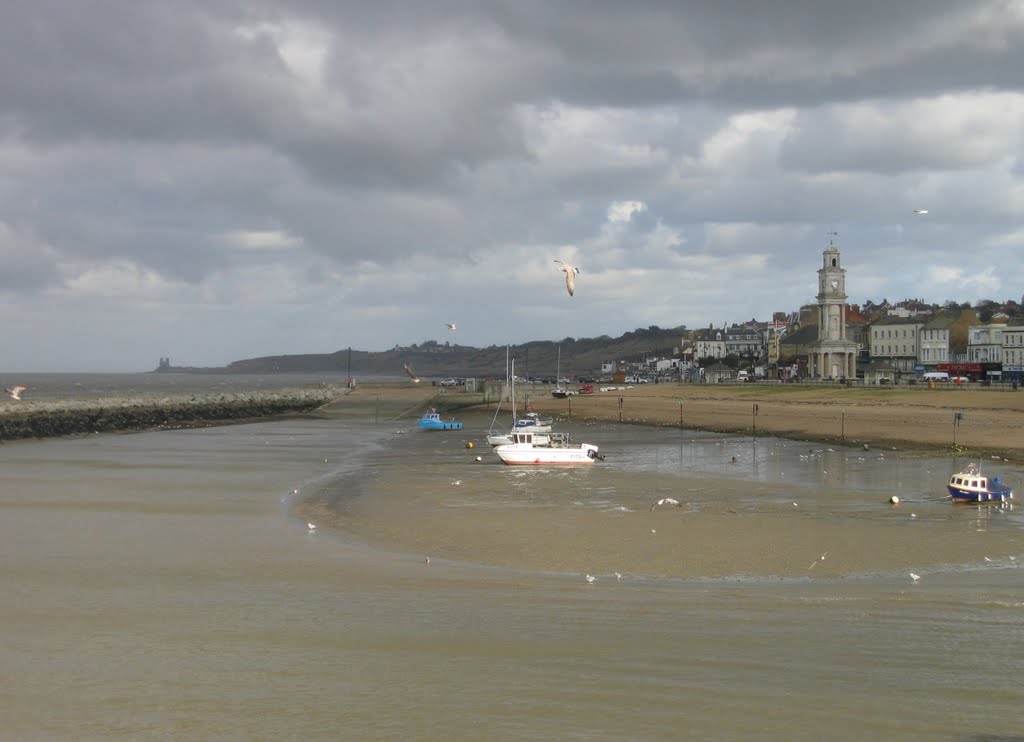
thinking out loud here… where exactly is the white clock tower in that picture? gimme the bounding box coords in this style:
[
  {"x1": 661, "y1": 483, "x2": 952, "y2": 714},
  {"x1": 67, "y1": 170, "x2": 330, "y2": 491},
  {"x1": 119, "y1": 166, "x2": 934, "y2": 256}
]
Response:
[{"x1": 811, "y1": 240, "x2": 857, "y2": 379}]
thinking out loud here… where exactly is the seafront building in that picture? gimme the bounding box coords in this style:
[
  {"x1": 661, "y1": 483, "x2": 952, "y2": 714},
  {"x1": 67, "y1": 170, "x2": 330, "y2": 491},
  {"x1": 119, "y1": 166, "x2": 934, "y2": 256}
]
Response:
[{"x1": 868, "y1": 318, "x2": 924, "y2": 376}]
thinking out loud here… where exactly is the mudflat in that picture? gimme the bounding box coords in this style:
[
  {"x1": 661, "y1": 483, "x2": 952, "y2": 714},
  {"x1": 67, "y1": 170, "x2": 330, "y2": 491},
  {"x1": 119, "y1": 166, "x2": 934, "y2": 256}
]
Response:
[{"x1": 336, "y1": 381, "x2": 1024, "y2": 462}]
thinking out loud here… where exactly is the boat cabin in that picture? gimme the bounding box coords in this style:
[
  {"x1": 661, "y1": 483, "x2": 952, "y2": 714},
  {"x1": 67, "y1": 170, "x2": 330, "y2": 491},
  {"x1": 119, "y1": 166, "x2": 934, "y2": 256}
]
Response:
[{"x1": 949, "y1": 473, "x2": 988, "y2": 491}]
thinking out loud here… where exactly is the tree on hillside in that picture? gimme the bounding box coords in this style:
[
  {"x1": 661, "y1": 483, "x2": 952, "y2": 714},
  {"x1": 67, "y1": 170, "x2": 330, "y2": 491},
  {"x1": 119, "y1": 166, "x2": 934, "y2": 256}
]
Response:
[
  {"x1": 949, "y1": 309, "x2": 978, "y2": 354},
  {"x1": 974, "y1": 299, "x2": 998, "y2": 322}
]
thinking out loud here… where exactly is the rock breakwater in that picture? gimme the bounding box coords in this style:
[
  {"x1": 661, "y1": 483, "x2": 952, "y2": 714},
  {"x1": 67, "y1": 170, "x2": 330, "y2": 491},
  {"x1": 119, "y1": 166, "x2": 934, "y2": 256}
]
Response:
[{"x1": 0, "y1": 386, "x2": 345, "y2": 441}]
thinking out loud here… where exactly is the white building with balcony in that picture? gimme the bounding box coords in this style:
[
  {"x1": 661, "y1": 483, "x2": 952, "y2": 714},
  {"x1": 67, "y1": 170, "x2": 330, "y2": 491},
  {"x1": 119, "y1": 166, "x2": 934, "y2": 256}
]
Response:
[
  {"x1": 968, "y1": 323, "x2": 1006, "y2": 364},
  {"x1": 695, "y1": 330, "x2": 726, "y2": 361}
]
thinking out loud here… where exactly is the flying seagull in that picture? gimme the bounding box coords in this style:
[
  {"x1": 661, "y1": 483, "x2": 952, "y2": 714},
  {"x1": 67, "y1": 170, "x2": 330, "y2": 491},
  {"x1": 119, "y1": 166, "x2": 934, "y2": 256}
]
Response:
[
  {"x1": 913, "y1": 209, "x2": 928, "y2": 215},
  {"x1": 650, "y1": 497, "x2": 682, "y2": 511},
  {"x1": 403, "y1": 362, "x2": 421, "y2": 383},
  {"x1": 5, "y1": 385, "x2": 26, "y2": 400},
  {"x1": 554, "y1": 259, "x2": 580, "y2": 296},
  {"x1": 444, "y1": 323, "x2": 456, "y2": 331}
]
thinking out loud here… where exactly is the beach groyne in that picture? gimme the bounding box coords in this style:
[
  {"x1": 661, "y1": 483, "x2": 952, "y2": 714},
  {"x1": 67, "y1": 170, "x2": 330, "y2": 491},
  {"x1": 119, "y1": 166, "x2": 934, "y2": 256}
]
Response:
[{"x1": 0, "y1": 387, "x2": 346, "y2": 441}]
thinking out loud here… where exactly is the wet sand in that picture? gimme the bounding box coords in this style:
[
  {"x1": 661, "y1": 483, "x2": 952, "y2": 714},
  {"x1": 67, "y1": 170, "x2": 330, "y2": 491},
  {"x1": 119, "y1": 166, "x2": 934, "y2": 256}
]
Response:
[{"x1": 333, "y1": 381, "x2": 1024, "y2": 462}]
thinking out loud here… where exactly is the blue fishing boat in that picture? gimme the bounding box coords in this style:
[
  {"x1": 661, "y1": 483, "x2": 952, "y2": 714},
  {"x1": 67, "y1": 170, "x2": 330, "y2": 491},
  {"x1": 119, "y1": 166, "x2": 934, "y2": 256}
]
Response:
[
  {"x1": 418, "y1": 409, "x2": 464, "y2": 431},
  {"x1": 947, "y1": 463, "x2": 1014, "y2": 503}
]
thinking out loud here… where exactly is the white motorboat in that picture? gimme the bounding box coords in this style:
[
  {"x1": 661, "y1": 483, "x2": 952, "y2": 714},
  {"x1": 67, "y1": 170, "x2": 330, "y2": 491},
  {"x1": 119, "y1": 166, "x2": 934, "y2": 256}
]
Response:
[{"x1": 493, "y1": 432, "x2": 602, "y2": 466}]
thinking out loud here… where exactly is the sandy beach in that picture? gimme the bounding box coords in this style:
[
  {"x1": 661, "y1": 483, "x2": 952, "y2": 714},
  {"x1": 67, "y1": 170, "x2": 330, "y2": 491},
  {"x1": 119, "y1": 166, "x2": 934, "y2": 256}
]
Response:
[{"x1": 334, "y1": 381, "x2": 1024, "y2": 462}]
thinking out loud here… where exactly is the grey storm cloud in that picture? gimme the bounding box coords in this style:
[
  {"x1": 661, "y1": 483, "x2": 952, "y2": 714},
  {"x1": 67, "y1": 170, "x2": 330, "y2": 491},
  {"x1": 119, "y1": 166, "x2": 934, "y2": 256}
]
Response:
[{"x1": 1, "y1": 0, "x2": 1023, "y2": 371}]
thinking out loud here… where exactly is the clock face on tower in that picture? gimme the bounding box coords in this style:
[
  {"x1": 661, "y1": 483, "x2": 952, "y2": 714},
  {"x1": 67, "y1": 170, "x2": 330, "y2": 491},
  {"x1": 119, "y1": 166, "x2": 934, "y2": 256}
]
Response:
[{"x1": 829, "y1": 279, "x2": 839, "y2": 289}]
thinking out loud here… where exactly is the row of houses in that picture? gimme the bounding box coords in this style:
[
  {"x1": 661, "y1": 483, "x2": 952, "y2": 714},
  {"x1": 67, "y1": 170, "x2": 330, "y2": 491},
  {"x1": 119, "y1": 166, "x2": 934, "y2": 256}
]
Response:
[{"x1": 683, "y1": 314, "x2": 1023, "y2": 382}]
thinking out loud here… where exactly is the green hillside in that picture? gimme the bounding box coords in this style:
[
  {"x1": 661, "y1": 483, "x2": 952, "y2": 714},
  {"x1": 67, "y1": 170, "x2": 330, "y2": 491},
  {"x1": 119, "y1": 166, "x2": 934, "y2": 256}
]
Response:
[{"x1": 215, "y1": 325, "x2": 686, "y2": 378}]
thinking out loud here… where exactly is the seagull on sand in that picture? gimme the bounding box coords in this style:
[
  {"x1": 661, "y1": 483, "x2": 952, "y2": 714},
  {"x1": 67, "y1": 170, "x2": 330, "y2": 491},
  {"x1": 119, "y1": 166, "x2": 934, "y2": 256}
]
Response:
[
  {"x1": 444, "y1": 322, "x2": 456, "y2": 331},
  {"x1": 909, "y1": 572, "x2": 921, "y2": 582},
  {"x1": 650, "y1": 497, "x2": 682, "y2": 511},
  {"x1": 585, "y1": 574, "x2": 596, "y2": 583},
  {"x1": 403, "y1": 362, "x2": 421, "y2": 383},
  {"x1": 554, "y1": 259, "x2": 580, "y2": 296},
  {"x1": 913, "y1": 209, "x2": 928, "y2": 215},
  {"x1": 5, "y1": 385, "x2": 26, "y2": 400},
  {"x1": 306, "y1": 522, "x2": 317, "y2": 534}
]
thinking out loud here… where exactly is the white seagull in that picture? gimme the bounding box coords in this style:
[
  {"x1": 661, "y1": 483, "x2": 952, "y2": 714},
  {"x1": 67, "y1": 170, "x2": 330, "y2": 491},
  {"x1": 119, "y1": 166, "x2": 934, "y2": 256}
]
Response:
[
  {"x1": 444, "y1": 322, "x2": 457, "y2": 331},
  {"x1": 554, "y1": 259, "x2": 580, "y2": 296},
  {"x1": 650, "y1": 497, "x2": 682, "y2": 511},
  {"x1": 5, "y1": 385, "x2": 27, "y2": 400},
  {"x1": 306, "y1": 522, "x2": 317, "y2": 534},
  {"x1": 585, "y1": 574, "x2": 596, "y2": 583},
  {"x1": 913, "y1": 209, "x2": 928, "y2": 215},
  {"x1": 909, "y1": 572, "x2": 921, "y2": 582},
  {"x1": 403, "y1": 362, "x2": 421, "y2": 383}
]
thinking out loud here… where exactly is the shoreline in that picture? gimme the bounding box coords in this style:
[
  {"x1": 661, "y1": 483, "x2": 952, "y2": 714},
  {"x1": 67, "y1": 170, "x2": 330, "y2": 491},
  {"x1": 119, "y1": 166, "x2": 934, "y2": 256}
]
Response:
[
  {"x1": 328, "y1": 380, "x2": 1024, "y2": 464},
  {"x1": 511, "y1": 383, "x2": 1024, "y2": 463},
  {"x1": 6, "y1": 380, "x2": 1024, "y2": 467}
]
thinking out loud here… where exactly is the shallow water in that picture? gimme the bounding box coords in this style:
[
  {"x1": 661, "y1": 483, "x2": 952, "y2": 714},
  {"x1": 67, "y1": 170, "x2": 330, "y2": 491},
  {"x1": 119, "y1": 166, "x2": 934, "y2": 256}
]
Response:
[{"x1": 2, "y1": 406, "x2": 1023, "y2": 740}]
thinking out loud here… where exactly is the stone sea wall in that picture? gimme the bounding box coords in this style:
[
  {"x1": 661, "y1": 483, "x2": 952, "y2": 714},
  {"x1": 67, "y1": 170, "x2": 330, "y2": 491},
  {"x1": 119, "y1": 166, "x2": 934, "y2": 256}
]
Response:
[{"x1": 0, "y1": 386, "x2": 346, "y2": 441}]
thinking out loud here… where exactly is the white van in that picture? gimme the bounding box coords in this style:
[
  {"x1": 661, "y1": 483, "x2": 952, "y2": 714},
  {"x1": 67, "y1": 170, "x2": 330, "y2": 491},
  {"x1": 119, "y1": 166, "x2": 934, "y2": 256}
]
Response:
[{"x1": 922, "y1": 372, "x2": 949, "y2": 382}]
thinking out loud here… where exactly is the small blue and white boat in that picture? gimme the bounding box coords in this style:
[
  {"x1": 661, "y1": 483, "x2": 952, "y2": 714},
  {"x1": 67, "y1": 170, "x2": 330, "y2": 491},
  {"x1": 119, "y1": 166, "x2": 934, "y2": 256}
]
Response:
[
  {"x1": 513, "y1": 412, "x2": 553, "y2": 433},
  {"x1": 947, "y1": 463, "x2": 1014, "y2": 503},
  {"x1": 418, "y1": 409, "x2": 464, "y2": 431}
]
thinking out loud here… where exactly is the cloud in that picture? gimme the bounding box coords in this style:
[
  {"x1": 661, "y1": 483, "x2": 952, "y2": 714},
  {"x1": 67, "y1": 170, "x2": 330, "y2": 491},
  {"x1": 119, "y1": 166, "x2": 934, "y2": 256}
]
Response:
[
  {"x1": 221, "y1": 229, "x2": 303, "y2": 250},
  {"x1": 2, "y1": 1, "x2": 1024, "y2": 371},
  {"x1": 54, "y1": 260, "x2": 183, "y2": 300}
]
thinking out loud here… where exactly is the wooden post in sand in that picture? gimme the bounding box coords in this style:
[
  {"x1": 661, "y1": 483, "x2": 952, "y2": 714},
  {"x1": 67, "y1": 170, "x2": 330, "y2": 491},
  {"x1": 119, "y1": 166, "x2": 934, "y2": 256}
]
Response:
[{"x1": 752, "y1": 403, "x2": 758, "y2": 436}]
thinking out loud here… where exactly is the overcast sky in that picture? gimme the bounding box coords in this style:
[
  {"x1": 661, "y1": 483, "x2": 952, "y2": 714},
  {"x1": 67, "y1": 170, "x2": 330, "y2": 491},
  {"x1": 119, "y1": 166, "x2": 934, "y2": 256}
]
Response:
[{"x1": 2, "y1": 1, "x2": 1023, "y2": 372}]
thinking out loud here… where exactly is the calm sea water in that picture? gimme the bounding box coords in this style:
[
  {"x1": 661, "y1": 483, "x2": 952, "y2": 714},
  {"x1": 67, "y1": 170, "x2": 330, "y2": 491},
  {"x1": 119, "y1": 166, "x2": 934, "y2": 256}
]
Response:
[{"x1": 2, "y1": 374, "x2": 1023, "y2": 740}]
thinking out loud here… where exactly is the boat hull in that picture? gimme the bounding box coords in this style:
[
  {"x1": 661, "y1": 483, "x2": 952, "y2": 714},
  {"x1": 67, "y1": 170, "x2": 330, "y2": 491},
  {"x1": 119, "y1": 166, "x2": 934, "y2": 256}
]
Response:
[
  {"x1": 419, "y1": 421, "x2": 464, "y2": 430},
  {"x1": 946, "y1": 486, "x2": 1013, "y2": 503},
  {"x1": 494, "y1": 442, "x2": 601, "y2": 466}
]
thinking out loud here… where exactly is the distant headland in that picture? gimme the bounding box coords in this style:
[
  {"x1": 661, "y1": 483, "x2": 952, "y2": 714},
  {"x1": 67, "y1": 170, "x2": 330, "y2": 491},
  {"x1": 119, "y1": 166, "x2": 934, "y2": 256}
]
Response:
[{"x1": 151, "y1": 326, "x2": 689, "y2": 379}]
